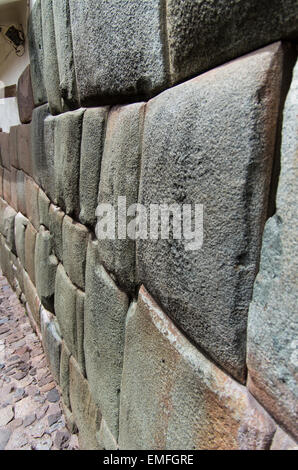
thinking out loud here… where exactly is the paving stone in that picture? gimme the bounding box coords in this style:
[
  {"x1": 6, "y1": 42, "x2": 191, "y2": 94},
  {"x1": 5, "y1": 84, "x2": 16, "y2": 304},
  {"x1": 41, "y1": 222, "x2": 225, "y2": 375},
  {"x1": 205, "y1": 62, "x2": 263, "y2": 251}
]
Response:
[
  {"x1": 17, "y1": 65, "x2": 35, "y2": 124},
  {"x1": 119, "y1": 286, "x2": 276, "y2": 450},
  {"x1": 47, "y1": 388, "x2": 60, "y2": 403},
  {"x1": 0, "y1": 405, "x2": 14, "y2": 426},
  {"x1": 62, "y1": 215, "x2": 89, "y2": 290},
  {"x1": 48, "y1": 204, "x2": 64, "y2": 262},
  {"x1": 8, "y1": 418, "x2": 23, "y2": 430},
  {"x1": 36, "y1": 404, "x2": 49, "y2": 420},
  {"x1": 166, "y1": 0, "x2": 298, "y2": 86},
  {"x1": 137, "y1": 42, "x2": 285, "y2": 383},
  {"x1": 0, "y1": 427, "x2": 12, "y2": 450},
  {"x1": 35, "y1": 226, "x2": 58, "y2": 312},
  {"x1": 69, "y1": 0, "x2": 167, "y2": 106},
  {"x1": 54, "y1": 430, "x2": 70, "y2": 449},
  {"x1": 85, "y1": 240, "x2": 129, "y2": 438},
  {"x1": 247, "y1": 59, "x2": 298, "y2": 440},
  {"x1": 27, "y1": 0, "x2": 47, "y2": 106},
  {"x1": 31, "y1": 104, "x2": 50, "y2": 187},
  {"x1": 29, "y1": 420, "x2": 46, "y2": 438},
  {"x1": 5, "y1": 430, "x2": 28, "y2": 450},
  {"x1": 23, "y1": 413, "x2": 36, "y2": 427},
  {"x1": 34, "y1": 434, "x2": 52, "y2": 450},
  {"x1": 48, "y1": 412, "x2": 61, "y2": 427},
  {"x1": 41, "y1": 0, "x2": 62, "y2": 115},
  {"x1": 24, "y1": 222, "x2": 37, "y2": 285},
  {"x1": 17, "y1": 124, "x2": 32, "y2": 177},
  {"x1": 97, "y1": 103, "x2": 144, "y2": 295}
]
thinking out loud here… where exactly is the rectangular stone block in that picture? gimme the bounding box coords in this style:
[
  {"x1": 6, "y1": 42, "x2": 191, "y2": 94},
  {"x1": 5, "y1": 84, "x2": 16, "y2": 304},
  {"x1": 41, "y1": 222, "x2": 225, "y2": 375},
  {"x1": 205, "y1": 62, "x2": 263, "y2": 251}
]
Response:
[
  {"x1": 24, "y1": 175, "x2": 40, "y2": 231},
  {"x1": 17, "y1": 65, "x2": 35, "y2": 124},
  {"x1": 54, "y1": 264, "x2": 85, "y2": 374},
  {"x1": 137, "y1": 43, "x2": 284, "y2": 383},
  {"x1": 16, "y1": 170, "x2": 26, "y2": 216},
  {"x1": 27, "y1": 0, "x2": 47, "y2": 106},
  {"x1": 69, "y1": 356, "x2": 102, "y2": 450},
  {"x1": 166, "y1": 0, "x2": 298, "y2": 86},
  {"x1": 14, "y1": 212, "x2": 28, "y2": 266},
  {"x1": 97, "y1": 103, "x2": 144, "y2": 295},
  {"x1": 23, "y1": 270, "x2": 41, "y2": 328},
  {"x1": 62, "y1": 215, "x2": 89, "y2": 290},
  {"x1": 0, "y1": 132, "x2": 10, "y2": 169},
  {"x1": 52, "y1": 0, "x2": 79, "y2": 111},
  {"x1": 10, "y1": 167, "x2": 18, "y2": 212},
  {"x1": 85, "y1": 240, "x2": 129, "y2": 439},
  {"x1": 35, "y1": 225, "x2": 58, "y2": 313},
  {"x1": 43, "y1": 115, "x2": 57, "y2": 202},
  {"x1": 69, "y1": 0, "x2": 168, "y2": 106},
  {"x1": 48, "y1": 204, "x2": 64, "y2": 262},
  {"x1": 9, "y1": 126, "x2": 19, "y2": 169},
  {"x1": 24, "y1": 222, "x2": 37, "y2": 284},
  {"x1": 40, "y1": 307, "x2": 62, "y2": 384},
  {"x1": 17, "y1": 124, "x2": 32, "y2": 177},
  {"x1": 3, "y1": 169, "x2": 11, "y2": 205},
  {"x1": 79, "y1": 107, "x2": 109, "y2": 227},
  {"x1": 31, "y1": 104, "x2": 50, "y2": 187},
  {"x1": 247, "y1": 60, "x2": 298, "y2": 440},
  {"x1": 54, "y1": 109, "x2": 85, "y2": 216},
  {"x1": 119, "y1": 286, "x2": 276, "y2": 450}
]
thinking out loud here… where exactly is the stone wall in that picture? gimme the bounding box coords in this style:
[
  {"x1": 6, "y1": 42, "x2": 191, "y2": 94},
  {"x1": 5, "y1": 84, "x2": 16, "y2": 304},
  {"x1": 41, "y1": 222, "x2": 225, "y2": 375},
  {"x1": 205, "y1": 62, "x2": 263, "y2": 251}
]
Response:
[{"x1": 0, "y1": 0, "x2": 297, "y2": 450}]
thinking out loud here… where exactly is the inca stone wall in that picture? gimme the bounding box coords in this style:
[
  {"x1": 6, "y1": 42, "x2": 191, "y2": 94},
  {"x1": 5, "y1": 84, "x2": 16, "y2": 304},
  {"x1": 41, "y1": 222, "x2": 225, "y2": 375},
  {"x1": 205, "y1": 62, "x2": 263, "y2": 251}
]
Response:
[{"x1": 0, "y1": 0, "x2": 297, "y2": 450}]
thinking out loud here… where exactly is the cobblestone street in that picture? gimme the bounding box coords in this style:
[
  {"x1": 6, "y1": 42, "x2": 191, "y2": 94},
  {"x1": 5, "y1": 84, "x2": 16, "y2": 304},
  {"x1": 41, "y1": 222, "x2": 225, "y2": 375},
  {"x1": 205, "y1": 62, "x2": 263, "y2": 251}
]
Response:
[{"x1": 0, "y1": 270, "x2": 79, "y2": 450}]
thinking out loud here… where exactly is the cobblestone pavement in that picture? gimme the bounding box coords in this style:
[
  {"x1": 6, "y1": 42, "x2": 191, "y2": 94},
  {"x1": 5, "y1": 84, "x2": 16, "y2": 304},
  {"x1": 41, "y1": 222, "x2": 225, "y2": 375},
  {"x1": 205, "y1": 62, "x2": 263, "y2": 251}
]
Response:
[{"x1": 0, "y1": 271, "x2": 79, "y2": 450}]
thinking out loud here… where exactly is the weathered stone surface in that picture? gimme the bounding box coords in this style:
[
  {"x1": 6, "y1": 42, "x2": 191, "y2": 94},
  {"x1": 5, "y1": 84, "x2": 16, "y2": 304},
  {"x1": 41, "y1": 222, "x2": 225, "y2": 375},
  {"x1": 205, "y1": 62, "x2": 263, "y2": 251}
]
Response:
[
  {"x1": 0, "y1": 199, "x2": 15, "y2": 248},
  {"x1": 97, "y1": 103, "x2": 144, "y2": 294},
  {"x1": 14, "y1": 212, "x2": 28, "y2": 266},
  {"x1": 24, "y1": 176, "x2": 40, "y2": 231},
  {"x1": 247, "y1": 60, "x2": 298, "y2": 439},
  {"x1": 69, "y1": 356, "x2": 101, "y2": 450},
  {"x1": 167, "y1": 0, "x2": 298, "y2": 85},
  {"x1": 17, "y1": 65, "x2": 35, "y2": 124},
  {"x1": 52, "y1": 0, "x2": 78, "y2": 110},
  {"x1": 40, "y1": 307, "x2": 62, "y2": 384},
  {"x1": 17, "y1": 124, "x2": 32, "y2": 177},
  {"x1": 69, "y1": 0, "x2": 167, "y2": 106},
  {"x1": 35, "y1": 225, "x2": 58, "y2": 312},
  {"x1": 43, "y1": 115, "x2": 56, "y2": 202},
  {"x1": 137, "y1": 43, "x2": 284, "y2": 382},
  {"x1": 23, "y1": 271, "x2": 40, "y2": 327},
  {"x1": 97, "y1": 419, "x2": 118, "y2": 450},
  {"x1": 119, "y1": 286, "x2": 276, "y2": 450},
  {"x1": 54, "y1": 264, "x2": 85, "y2": 373},
  {"x1": 270, "y1": 427, "x2": 297, "y2": 450},
  {"x1": 16, "y1": 170, "x2": 26, "y2": 216},
  {"x1": 38, "y1": 189, "x2": 50, "y2": 228},
  {"x1": 85, "y1": 240, "x2": 129, "y2": 438},
  {"x1": 10, "y1": 167, "x2": 18, "y2": 212},
  {"x1": 3, "y1": 169, "x2": 11, "y2": 205},
  {"x1": 27, "y1": 0, "x2": 47, "y2": 106},
  {"x1": 31, "y1": 104, "x2": 50, "y2": 187},
  {"x1": 60, "y1": 341, "x2": 71, "y2": 409},
  {"x1": 62, "y1": 215, "x2": 89, "y2": 290},
  {"x1": 9, "y1": 126, "x2": 19, "y2": 169},
  {"x1": 0, "y1": 132, "x2": 10, "y2": 169},
  {"x1": 0, "y1": 236, "x2": 15, "y2": 287},
  {"x1": 41, "y1": 0, "x2": 62, "y2": 115},
  {"x1": 0, "y1": 166, "x2": 3, "y2": 198},
  {"x1": 79, "y1": 107, "x2": 109, "y2": 227},
  {"x1": 48, "y1": 204, "x2": 64, "y2": 262},
  {"x1": 54, "y1": 109, "x2": 85, "y2": 216},
  {"x1": 24, "y1": 222, "x2": 37, "y2": 284}
]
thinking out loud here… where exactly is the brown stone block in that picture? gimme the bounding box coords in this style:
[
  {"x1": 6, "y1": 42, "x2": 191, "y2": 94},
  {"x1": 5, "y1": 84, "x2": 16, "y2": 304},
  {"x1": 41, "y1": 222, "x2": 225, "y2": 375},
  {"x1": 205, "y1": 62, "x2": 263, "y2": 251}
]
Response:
[
  {"x1": 24, "y1": 175, "x2": 40, "y2": 230},
  {"x1": 17, "y1": 124, "x2": 32, "y2": 176},
  {"x1": 17, "y1": 65, "x2": 35, "y2": 124},
  {"x1": 10, "y1": 166, "x2": 18, "y2": 211},
  {"x1": 0, "y1": 132, "x2": 10, "y2": 169},
  {"x1": 3, "y1": 168, "x2": 11, "y2": 205}
]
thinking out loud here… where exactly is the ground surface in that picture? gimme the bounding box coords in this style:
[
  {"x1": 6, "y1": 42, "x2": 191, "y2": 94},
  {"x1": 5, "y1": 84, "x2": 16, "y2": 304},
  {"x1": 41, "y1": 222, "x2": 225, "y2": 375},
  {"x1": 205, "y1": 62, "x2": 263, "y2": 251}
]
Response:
[{"x1": 0, "y1": 271, "x2": 79, "y2": 450}]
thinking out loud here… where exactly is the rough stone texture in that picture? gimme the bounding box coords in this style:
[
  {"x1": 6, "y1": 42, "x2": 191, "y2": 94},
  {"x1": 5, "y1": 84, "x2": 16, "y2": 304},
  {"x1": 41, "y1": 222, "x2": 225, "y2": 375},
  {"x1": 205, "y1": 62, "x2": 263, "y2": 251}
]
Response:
[
  {"x1": 137, "y1": 43, "x2": 284, "y2": 383},
  {"x1": 14, "y1": 212, "x2": 28, "y2": 266},
  {"x1": 41, "y1": 0, "x2": 62, "y2": 115},
  {"x1": 40, "y1": 307, "x2": 62, "y2": 384},
  {"x1": 166, "y1": 0, "x2": 298, "y2": 85},
  {"x1": 79, "y1": 107, "x2": 109, "y2": 227},
  {"x1": 54, "y1": 264, "x2": 85, "y2": 374},
  {"x1": 62, "y1": 216, "x2": 89, "y2": 290},
  {"x1": 52, "y1": 0, "x2": 79, "y2": 110},
  {"x1": 69, "y1": 0, "x2": 168, "y2": 106},
  {"x1": 69, "y1": 356, "x2": 101, "y2": 450},
  {"x1": 270, "y1": 427, "x2": 297, "y2": 450},
  {"x1": 17, "y1": 65, "x2": 35, "y2": 124},
  {"x1": 54, "y1": 109, "x2": 85, "y2": 216},
  {"x1": 16, "y1": 171, "x2": 26, "y2": 216},
  {"x1": 23, "y1": 271, "x2": 41, "y2": 327},
  {"x1": 27, "y1": 0, "x2": 47, "y2": 106},
  {"x1": 247, "y1": 60, "x2": 298, "y2": 440},
  {"x1": 43, "y1": 115, "x2": 57, "y2": 202},
  {"x1": 0, "y1": 132, "x2": 10, "y2": 169},
  {"x1": 3, "y1": 169, "x2": 11, "y2": 206},
  {"x1": 119, "y1": 286, "x2": 276, "y2": 450},
  {"x1": 0, "y1": 166, "x2": 3, "y2": 198},
  {"x1": 38, "y1": 190, "x2": 50, "y2": 229},
  {"x1": 85, "y1": 240, "x2": 129, "y2": 439},
  {"x1": 17, "y1": 124, "x2": 32, "y2": 177},
  {"x1": 24, "y1": 222, "x2": 37, "y2": 284},
  {"x1": 31, "y1": 104, "x2": 50, "y2": 187},
  {"x1": 24, "y1": 176, "x2": 40, "y2": 231},
  {"x1": 10, "y1": 167, "x2": 18, "y2": 212},
  {"x1": 9, "y1": 126, "x2": 19, "y2": 169},
  {"x1": 48, "y1": 204, "x2": 64, "y2": 262},
  {"x1": 0, "y1": 200, "x2": 16, "y2": 254},
  {"x1": 97, "y1": 419, "x2": 118, "y2": 450},
  {"x1": 98, "y1": 103, "x2": 144, "y2": 295},
  {"x1": 60, "y1": 341, "x2": 71, "y2": 409},
  {"x1": 0, "y1": 237, "x2": 15, "y2": 288},
  {"x1": 35, "y1": 225, "x2": 58, "y2": 312}
]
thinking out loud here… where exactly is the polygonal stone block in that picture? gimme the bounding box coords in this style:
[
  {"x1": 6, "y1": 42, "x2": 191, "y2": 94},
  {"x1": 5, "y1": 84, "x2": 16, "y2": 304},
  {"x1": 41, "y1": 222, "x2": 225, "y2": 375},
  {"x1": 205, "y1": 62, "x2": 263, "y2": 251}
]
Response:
[
  {"x1": 40, "y1": 307, "x2": 62, "y2": 384},
  {"x1": 35, "y1": 225, "x2": 58, "y2": 312},
  {"x1": 17, "y1": 65, "x2": 35, "y2": 124},
  {"x1": 24, "y1": 222, "x2": 37, "y2": 284},
  {"x1": 62, "y1": 215, "x2": 89, "y2": 290}
]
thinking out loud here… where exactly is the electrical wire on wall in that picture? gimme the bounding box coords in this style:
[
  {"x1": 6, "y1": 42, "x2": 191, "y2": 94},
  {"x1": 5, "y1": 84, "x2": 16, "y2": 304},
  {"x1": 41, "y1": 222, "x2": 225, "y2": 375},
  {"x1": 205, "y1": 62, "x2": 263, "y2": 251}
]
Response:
[{"x1": 0, "y1": 23, "x2": 25, "y2": 56}]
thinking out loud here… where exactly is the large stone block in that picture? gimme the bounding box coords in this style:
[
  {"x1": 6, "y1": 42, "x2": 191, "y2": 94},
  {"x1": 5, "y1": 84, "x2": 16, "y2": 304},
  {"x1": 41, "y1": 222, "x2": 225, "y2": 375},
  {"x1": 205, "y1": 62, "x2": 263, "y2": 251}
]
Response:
[
  {"x1": 17, "y1": 65, "x2": 35, "y2": 124},
  {"x1": 31, "y1": 104, "x2": 50, "y2": 187},
  {"x1": 18, "y1": 124, "x2": 32, "y2": 177},
  {"x1": 24, "y1": 222, "x2": 37, "y2": 284},
  {"x1": 247, "y1": 60, "x2": 298, "y2": 440},
  {"x1": 27, "y1": 0, "x2": 47, "y2": 106},
  {"x1": 54, "y1": 109, "x2": 85, "y2": 216},
  {"x1": 54, "y1": 264, "x2": 85, "y2": 374},
  {"x1": 0, "y1": 236, "x2": 15, "y2": 288},
  {"x1": 10, "y1": 167, "x2": 18, "y2": 212},
  {"x1": 97, "y1": 419, "x2": 118, "y2": 450},
  {"x1": 35, "y1": 225, "x2": 58, "y2": 313},
  {"x1": 48, "y1": 203, "x2": 64, "y2": 262},
  {"x1": 40, "y1": 307, "x2": 62, "y2": 384},
  {"x1": 52, "y1": 0, "x2": 79, "y2": 110},
  {"x1": 3, "y1": 169, "x2": 11, "y2": 205},
  {"x1": 97, "y1": 103, "x2": 144, "y2": 295},
  {"x1": 69, "y1": 0, "x2": 168, "y2": 106},
  {"x1": 166, "y1": 0, "x2": 298, "y2": 85},
  {"x1": 0, "y1": 199, "x2": 16, "y2": 252},
  {"x1": 0, "y1": 166, "x2": 3, "y2": 198},
  {"x1": 41, "y1": 0, "x2": 62, "y2": 115},
  {"x1": 62, "y1": 215, "x2": 89, "y2": 290},
  {"x1": 0, "y1": 132, "x2": 10, "y2": 169},
  {"x1": 43, "y1": 115, "x2": 56, "y2": 202},
  {"x1": 69, "y1": 357, "x2": 102, "y2": 450},
  {"x1": 38, "y1": 189, "x2": 50, "y2": 229},
  {"x1": 9, "y1": 126, "x2": 19, "y2": 169},
  {"x1": 16, "y1": 170, "x2": 26, "y2": 216},
  {"x1": 137, "y1": 43, "x2": 284, "y2": 383},
  {"x1": 119, "y1": 286, "x2": 276, "y2": 450},
  {"x1": 79, "y1": 107, "x2": 109, "y2": 227},
  {"x1": 14, "y1": 212, "x2": 28, "y2": 266},
  {"x1": 24, "y1": 175, "x2": 40, "y2": 230},
  {"x1": 23, "y1": 270, "x2": 41, "y2": 327},
  {"x1": 85, "y1": 240, "x2": 129, "y2": 439}
]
